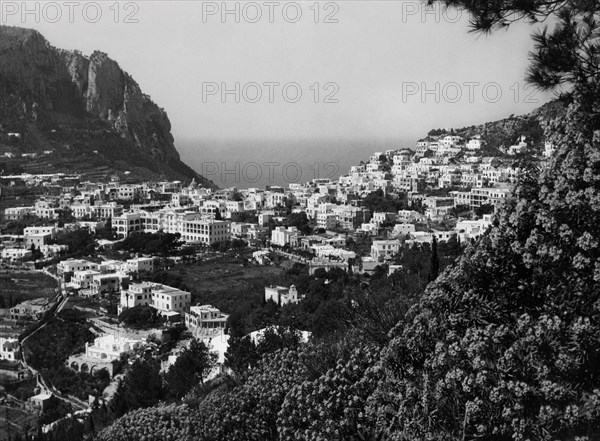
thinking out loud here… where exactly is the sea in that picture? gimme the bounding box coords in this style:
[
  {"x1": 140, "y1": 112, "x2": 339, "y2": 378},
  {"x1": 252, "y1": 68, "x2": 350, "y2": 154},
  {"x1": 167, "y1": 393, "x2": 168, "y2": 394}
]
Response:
[{"x1": 177, "y1": 138, "x2": 412, "y2": 189}]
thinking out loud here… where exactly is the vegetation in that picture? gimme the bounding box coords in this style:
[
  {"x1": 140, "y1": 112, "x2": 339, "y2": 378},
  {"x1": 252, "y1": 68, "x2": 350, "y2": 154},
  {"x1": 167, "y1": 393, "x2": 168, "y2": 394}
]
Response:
[
  {"x1": 118, "y1": 305, "x2": 162, "y2": 329},
  {"x1": 361, "y1": 188, "x2": 406, "y2": 213},
  {"x1": 0, "y1": 272, "x2": 58, "y2": 309},
  {"x1": 109, "y1": 357, "x2": 164, "y2": 419},
  {"x1": 164, "y1": 339, "x2": 217, "y2": 400},
  {"x1": 50, "y1": 228, "x2": 95, "y2": 257},
  {"x1": 24, "y1": 309, "x2": 93, "y2": 370},
  {"x1": 115, "y1": 231, "x2": 182, "y2": 256},
  {"x1": 23, "y1": 309, "x2": 109, "y2": 400}
]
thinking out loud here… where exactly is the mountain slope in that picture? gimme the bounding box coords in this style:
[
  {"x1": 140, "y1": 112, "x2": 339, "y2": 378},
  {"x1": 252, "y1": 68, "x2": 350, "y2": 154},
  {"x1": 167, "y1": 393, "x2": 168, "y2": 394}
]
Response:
[
  {"x1": 0, "y1": 26, "x2": 215, "y2": 186},
  {"x1": 424, "y1": 100, "x2": 566, "y2": 154}
]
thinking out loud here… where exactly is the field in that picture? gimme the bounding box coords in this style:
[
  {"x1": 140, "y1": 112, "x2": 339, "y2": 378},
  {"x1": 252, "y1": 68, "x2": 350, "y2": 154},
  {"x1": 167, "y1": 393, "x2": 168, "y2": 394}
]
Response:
[
  {"x1": 0, "y1": 271, "x2": 59, "y2": 309},
  {"x1": 169, "y1": 259, "x2": 287, "y2": 315}
]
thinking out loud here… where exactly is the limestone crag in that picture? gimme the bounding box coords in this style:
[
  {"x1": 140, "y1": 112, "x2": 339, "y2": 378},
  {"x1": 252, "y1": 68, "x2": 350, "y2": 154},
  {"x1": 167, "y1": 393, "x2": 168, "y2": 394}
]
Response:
[{"x1": 0, "y1": 25, "x2": 212, "y2": 185}]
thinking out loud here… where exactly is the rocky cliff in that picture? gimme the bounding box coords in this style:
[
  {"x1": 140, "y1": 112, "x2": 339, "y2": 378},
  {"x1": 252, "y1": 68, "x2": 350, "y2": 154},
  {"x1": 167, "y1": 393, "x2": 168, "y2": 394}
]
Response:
[{"x1": 0, "y1": 26, "x2": 214, "y2": 186}]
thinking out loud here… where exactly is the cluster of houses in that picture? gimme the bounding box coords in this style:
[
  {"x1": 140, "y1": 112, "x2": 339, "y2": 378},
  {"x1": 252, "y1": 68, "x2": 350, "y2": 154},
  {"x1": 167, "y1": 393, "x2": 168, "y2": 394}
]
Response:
[{"x1": 1, "y1": 137, "x2": 542, "y2": 282}]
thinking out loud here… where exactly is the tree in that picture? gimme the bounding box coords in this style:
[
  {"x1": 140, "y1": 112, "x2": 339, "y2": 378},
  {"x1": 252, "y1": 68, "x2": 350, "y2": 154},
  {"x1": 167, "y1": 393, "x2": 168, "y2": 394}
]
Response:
[
  {"x1": 118, "y1": 305, "x2": 161, "y2": 329},
  {"x1": 474, "y1": 203, "x2": 494, "y2": 218},
  {"x1": 164, "y1": 339, "x2": 217, "y2": 399},
  {"x1": 29, "y1": 243, "x2": 42, "y2": 261},
  {"x1": 431, "y1": 1, "x2": 599, "y2": 97},
  {"x1": 96, "y1": 217, "x2": 116, "y2": 240},
  {"x1": 224, "y1": 335, "x2": 259, "y2": 379},
  {"x1": 110, "y1": 357, "x2": 163, "y2": 418},
  {"x1": 50, "y1": 228, "x2": 95, "y2": 257},
  {"x1": 430, "y1": 235, "x2": 440, "y2": 280}
]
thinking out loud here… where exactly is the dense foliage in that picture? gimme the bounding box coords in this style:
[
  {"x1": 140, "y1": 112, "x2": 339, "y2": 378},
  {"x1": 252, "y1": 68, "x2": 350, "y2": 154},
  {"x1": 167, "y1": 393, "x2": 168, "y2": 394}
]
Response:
[
  {"x1": 109, "y1": 357, "x2": 164, "y2": 419},
  {"x1": 365, "y1": 75, "x2": 600, "y2": 441},
  {"x1": 118, "y1": 305, "x2": 162, "y2": 329},
  {"x1": 95, "y1": 403, "x2": 198, "y2": 441},
  {"x1": 115, "y1": 231, "x2": 182, "y2": 256},
  {"x1": 362, "y1": 189, "x2": 406, "y2": 213},
  {"x1": 49, "y1": 228, "x2": 95, "y2": 257}
]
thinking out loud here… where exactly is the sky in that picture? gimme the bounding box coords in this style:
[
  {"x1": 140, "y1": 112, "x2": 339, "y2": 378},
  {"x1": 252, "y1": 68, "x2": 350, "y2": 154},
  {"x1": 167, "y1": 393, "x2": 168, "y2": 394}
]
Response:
[{"x1": 1, "y1": 1, "x2": 556, "y2": 185}]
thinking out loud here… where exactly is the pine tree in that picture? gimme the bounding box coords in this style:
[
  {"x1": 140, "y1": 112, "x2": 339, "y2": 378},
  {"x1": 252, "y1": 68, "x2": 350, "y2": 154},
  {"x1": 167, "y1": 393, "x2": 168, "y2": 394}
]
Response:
[{"x1": 430, "y1": 236, "x2": 440, "y2": 280}]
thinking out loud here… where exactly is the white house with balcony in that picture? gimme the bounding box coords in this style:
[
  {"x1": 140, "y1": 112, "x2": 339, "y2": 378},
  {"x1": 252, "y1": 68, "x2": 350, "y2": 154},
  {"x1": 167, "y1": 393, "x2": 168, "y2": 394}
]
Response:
[
  {"x1": 371, "y1": 240, "x2": 400, "y2": 261},
  {"x1": 185, "y1": 305, "x2": 229, "y2": 337}
]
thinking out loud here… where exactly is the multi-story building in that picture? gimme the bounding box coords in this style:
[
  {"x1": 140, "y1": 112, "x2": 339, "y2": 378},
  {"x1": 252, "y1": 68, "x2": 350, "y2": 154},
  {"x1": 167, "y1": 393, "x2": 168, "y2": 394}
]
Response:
[
  {"x1": 57, "y1": 259, "x2": 100, "y2": 278},
  {"x1": 271, "y1": 226, "x2": 298, "y2": 246},
  {"x1": 119, "y1": 282, "x2": 191, "y2": 316},
  {"x1": 34, "y1": 199, "x2": 59, "y2": 219},
  {"x1": 90, "y1": 273, "x2": 128, "y2": 296},
  {"x1": 23, "y1": 226, "x2": 56, "y2": 238},
  {"x1": 0, "y1": 337, "x2": 21, "y2": 361},
  {"x1": 181, "y1": 219, "x2": 231, "y2": 245},
  {"x1": 24, "y1": 232, "x2": 52, "y2": 249},
  {"x1": 151, "y1": 284, "x2": 191, "y2": 314},
  {"x1": 335, "y1": 206, "x2": 370, "y2": 230},
  {"x1": 119, "y1": 282, "x2": 153, "y2": 314},
  {"x1": 185, "y1": 305, "x2": 229, "y2": 336},
  {"x1": 316, "y1": 212, "x2": 337, "y2": 230},
  {"x1": 113, "y1": 212, "x2": 144, "y2": 238},
  {"x1": 372, "y1": 212, "x2": 396, "y2": 225},
  {"x1": 71, "y1": 202, "x2": 124, "y2": 220},
  {"x1": 371, "y1": 240, "x2": 400, "y2": 261},
  {"x1": 3, "y1": 206, "x2": 35, "y2": 220},
  {"x1": 126, "y1": 257, "x2": 156, "y2": 273},
  {"x1": 470, "y1": 188, "x2": 511, "y2": 208},
  {"x1": 70, "y1": 270, "x2": 102, "y2": 290}
]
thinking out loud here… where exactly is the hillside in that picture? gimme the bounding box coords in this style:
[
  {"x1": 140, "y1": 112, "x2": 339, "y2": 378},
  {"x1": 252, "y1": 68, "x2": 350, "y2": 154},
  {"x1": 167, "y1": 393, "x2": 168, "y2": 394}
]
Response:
[
  {"x1": 424, "y1": 99, "x2": 566, "y2": 154},
  {"x1": 0, "y1": 26, "x2": 215, "y2": 187}
]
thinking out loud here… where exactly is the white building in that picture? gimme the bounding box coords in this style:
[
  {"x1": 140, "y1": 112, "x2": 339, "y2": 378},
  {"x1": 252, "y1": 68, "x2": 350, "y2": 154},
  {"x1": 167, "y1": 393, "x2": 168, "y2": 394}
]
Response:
[
  {"x1": 0, "y1": 337, "x2": 21, "y2": 361},
  {"x1": 119, "y1": 282, "x2": 191, "y2": 316},
  {"x1": 185, "y1": 305, "x2": 229, "y2": 336},
  {"x1": 466, "y1": 136, "x2": 486, "y2": 150},
  {"x1": 181, "y1": 219, "x2": 231, "y2": 245},
  {"x1": 391, "y1": 223, "x2": 416, "y2": 238},
  {"x1": 70, "y1": 270, "x2": 101, "y2": 290},
  {"x1": 316, "y1": 212, "x2": 337, "y2": 230},
  {"x1": 264, "y1": 285, "x2": 300, "y2": 306},
  {"x1": 90, "y1": 273, "x2": 128, "y2": 296},
  {"x1": 119, "y1": 282, "x2": 153, "y2": 314},
  {"x1": 85, "y1": 334, "x2": 143, "y2": 362},
  {"x1": 271, "y1": 226, "x2": 298, "y2": 247},
  {"x1": 57, "y1": 259, "x2": 99, "y2": 277},
  {"x1": 371, "y1": 240, "x2": 400, "y2": 261},
  {"x1": 126, "y1": 257, "x2": 155, "y2": 273}
]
